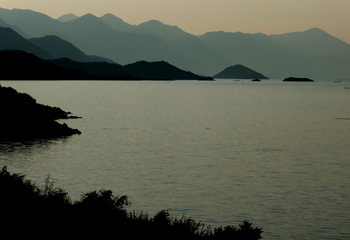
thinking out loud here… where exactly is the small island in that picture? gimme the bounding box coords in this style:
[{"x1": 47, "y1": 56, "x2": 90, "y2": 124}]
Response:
[
  {"x1": 283, "y1": 77, "x2": 314, "y2": 82},
  {"x1": 0, "y1": 84, "x2": 81, "y2": 141},
  {"x1": 213, "y1": 64, "x2": 269, "y2": 80}
]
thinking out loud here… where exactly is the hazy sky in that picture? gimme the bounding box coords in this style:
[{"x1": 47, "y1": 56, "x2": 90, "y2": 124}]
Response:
[{"x1": 2, "y1": 0, "x2": 350, "y2": 44}]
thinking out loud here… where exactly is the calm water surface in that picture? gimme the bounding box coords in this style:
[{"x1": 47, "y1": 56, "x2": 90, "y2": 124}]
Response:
[{"x1": 1, "y1": 80, "x2": 349, "y2": 239}]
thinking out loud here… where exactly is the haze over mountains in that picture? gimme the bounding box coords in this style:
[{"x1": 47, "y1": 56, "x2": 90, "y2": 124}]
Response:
[
  {"x1": 0, "y1": 26, "x2": 212, "y2": 80},
  {"x1": 1, "y1": 7, "x2": 350, "y2": 79}
]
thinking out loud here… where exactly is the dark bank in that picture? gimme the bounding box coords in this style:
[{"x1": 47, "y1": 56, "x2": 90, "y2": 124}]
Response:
[{"x1": 0, "y1": 84, "x2": 81, "y2": 141}]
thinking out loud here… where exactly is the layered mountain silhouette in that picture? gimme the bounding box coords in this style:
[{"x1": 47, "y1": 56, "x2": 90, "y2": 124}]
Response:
[
  {"x1": 100, "y1": 14, "x2": 136, "y2": 32},
  {"x1": 214, "y1": 65, "x2": 269, "y2": 79},
  {"x1": 0, "y1": 27, "x2": 52, "y2": 59},
  {"x1": 1, "y1": 7, "x2": 350, "y2": 79},
  {"x1": 51, "y1": 58, "x2": 212, "y2": 80},
  {"x1": 0, "y1": 27, "x2": 113, "y2": 63},
  {"x1": 0, "y1": 17, "x2": 28, "y2": 37},
  {"x1": 0, "y1": 24, "x2": 212, "y2": 80},
  {"x1": 0, "y1": 50, "x2": 99, "y2": 80},
  {"x1": 29, "y1": 35, "x2": 114, "y2": 63},
  {"x1": 0, "y1": 50, "x2": 211, "y2": 80}
]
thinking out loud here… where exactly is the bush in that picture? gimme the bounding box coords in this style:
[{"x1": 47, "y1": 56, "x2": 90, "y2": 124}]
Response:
[{"x1": 0, "y1": 166, "x2": 263, "y2": 239}]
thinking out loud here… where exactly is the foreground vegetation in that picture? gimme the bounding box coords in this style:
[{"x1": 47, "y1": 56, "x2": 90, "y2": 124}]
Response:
[{"x1": 0, "y1": 166, "x2": 263, "y2": 239}]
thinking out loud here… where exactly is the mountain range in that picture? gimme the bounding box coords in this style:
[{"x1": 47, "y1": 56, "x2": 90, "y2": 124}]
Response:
[
  {"x1": 1, "y1": 7, "x2": 350, "y2": 79},
  {"x1": 0, "y1": 27, "x2": 211, "y2": 80},
  {"x1": 1, "y1": 49, "x2": 212, "y2": 80}
]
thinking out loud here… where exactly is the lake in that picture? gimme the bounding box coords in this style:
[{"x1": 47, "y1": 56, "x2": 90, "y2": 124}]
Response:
[{"x1": 0, "y1": 79, "x2": 349, "y2": 239}]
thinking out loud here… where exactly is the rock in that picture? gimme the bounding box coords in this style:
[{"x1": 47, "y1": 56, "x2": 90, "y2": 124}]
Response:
[{"x1": 283, "y1": 77, "x2": 314, "y2": 82}]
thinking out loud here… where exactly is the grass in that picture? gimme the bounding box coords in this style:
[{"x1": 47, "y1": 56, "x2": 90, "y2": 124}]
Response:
[{"x1": 0, "y1": 166, "x2": 263, "y2": 239}]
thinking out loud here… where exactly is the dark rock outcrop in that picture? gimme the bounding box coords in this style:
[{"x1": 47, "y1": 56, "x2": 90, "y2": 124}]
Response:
[
  {"x1": 283, "y1": 77, "x2": 314, "y2": 82},
  {"x1": 0, "y1": 84, "x2": 81, "y2": 141}
]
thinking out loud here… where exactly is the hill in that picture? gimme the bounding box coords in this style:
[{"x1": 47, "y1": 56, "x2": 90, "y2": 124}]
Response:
[
  {"x1": 123, "y1": 60, "x2": 212, "y2": 80},
  {"x1": 29, "y1": 35, "x2": 114, "y2": 63},
  {"x1": 270, "y1": 28, "x2": 350, "y2": 79},
  {"x1": 0, "y1": 26, "x2": 114, "y2": 63},
  {"x1": 0, "y1": 50, "x2": 212, "y2": 80},
  {"x1": 213, "y1": 65, "x2": 269, "y2": 79},
  {"x1": 0, "y1": 18, "x2": 28, "y2": 37},
  {"x1": 134, "y1": 20, "x2": 193, "y2": 44},
  {"x1": 0, "y1": 50, "x2": 107, "y2": 80},
  {"x1": 100, "y1": 13, "x2": 135, "y2": 32},
  {"x1": 57, "y1": 13, "x2": 79, "y2": 22},
  {"x1": 0, "y1": 27, "x2": 52, "y2": 59},
  {"x1": 51, "y1": 58, "x2": 213, "y2": 80},
  {"x1": 50, "y1": 58, "x2": 125, "y2": 76}
]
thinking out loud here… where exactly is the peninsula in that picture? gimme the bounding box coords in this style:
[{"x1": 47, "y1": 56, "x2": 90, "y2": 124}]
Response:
[{"x1": 0, "y1": 84, "x2": 81, "y2": 141}]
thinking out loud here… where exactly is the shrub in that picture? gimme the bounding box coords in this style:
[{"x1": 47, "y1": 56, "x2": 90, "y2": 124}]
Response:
[{"x1": 0, "y1": 166, "x2": 263, "y2": 239}]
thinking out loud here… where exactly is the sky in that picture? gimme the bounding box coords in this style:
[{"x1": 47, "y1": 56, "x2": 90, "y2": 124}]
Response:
[{"x1": 1, "y1": 0, "x2": 350, "y2": 44}]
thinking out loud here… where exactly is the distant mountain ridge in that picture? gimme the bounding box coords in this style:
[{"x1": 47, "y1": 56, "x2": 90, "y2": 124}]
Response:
[
  {"x1": 0, "y1": 50, "x2": 95, "y2": 80},
  {"x1": 50, "y1": 58, "x2": 212, "y2": 80},
  {"x1": 0, "y1": 25, "x2": 212, "y2": 80},
  {"x1": 0, "y1": 27, "x2": 52, "y2": 59},
  {"x1": 0, "y1": 17, "x2": 28, "y2": 37},
  {"x1": 29, "y1": 35, "x2": 114, "y2": 63},
  {"x1": 0, "y1": 50, "x2": 212, "y2": 80},
  {"x1": 1, "y1": 7, "x2": 350, "y2": 79},
  {"x1": 100, "y1": 14, "x2": 135, "y2": 32},
  {"x1": 0, "y1": 26, "x2": 114, "y2": 63},
  {"x1": 57, "y1": 13, "x2": 79, "y2": 22}
]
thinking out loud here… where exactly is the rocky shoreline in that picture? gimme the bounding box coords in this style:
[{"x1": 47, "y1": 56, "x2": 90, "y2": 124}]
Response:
[{"x1": 0, "y1": 84, "x2": 81, "y2": 141}]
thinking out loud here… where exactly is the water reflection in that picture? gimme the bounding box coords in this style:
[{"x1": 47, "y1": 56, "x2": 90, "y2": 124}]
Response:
[
  {"x1": 0, "y1": 137, "x2": 70, "y2": 154},
  {"x1": 0, "y1": 80, "x2": 349, "y2": 240}
]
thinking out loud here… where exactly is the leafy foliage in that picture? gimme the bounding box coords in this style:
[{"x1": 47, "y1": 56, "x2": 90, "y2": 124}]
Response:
[{"x1": 0, "y1": 166, "x2": 263, "y2": 239}]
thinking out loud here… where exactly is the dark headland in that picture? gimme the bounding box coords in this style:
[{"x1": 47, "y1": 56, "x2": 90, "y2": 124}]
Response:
[
  {"x1": 0, "y1": 84, "x2": 81, "y2": 141},
  {"x1": 283, "y1": 77, "x2": 314, "y2": 82},
  {"x1": 213, "y1": 65, "x2": 269, "y2": 80}
]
